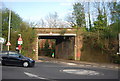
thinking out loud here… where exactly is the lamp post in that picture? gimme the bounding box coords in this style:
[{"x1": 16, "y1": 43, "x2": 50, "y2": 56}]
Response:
[{"x1": 7, "y1": 9, "x2": 11, "y2": 51}]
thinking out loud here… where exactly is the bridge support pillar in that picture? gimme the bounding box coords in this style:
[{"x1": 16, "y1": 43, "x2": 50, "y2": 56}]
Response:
[
  {"x1": 75, "y1": 36, "x2": 83, "y2": 61},
  {"x1": 33, "y1": 37, "x2": 38, "y2": 61},
  {"x1": 55, "y1": 36, "x2": 75, "y2": 60}
]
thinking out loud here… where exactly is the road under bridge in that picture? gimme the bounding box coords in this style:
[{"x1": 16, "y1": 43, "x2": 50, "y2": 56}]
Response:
[{"x1": 33, "y1": 28, "x2": 83, "y2": 61}]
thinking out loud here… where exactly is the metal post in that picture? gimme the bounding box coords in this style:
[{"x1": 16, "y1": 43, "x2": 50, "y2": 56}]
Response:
[
  {"x1": 18, "y1": 34, "x2": 21, "y2": 53},
  {"x1": 7, "y1": 10, "x2": 11, "y2": 51},
  {"x1": 18, "y1": 34, "x2": 21, "y2": 38},
  {"x1": 1, "y1": 43, "x2": 2, "y2": 51},
  {"x1": 119, "y1": 33, "x2": 120, "y2": 54},
  {"x1": 19, "y1": 47, "x2": 21, "y2": 53}
]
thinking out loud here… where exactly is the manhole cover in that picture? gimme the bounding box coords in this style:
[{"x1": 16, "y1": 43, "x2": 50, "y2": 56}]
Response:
[{"x1": 62, "y1": 69, "x2": 103, "y2": 75}]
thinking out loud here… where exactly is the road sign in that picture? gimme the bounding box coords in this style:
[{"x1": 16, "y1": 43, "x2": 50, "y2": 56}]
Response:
[
  {"x1": 49, "y1": 32, "x2": 53, "y2": 35},
  {"x1": 18, "y1": 37, "x2": 23, "y2": 45},
  {"x1": 6, "y1": 41, "x2": 11, "y2": 46},
  {"x1": 0, "y1": 37, "x2": 6, "y2": 44},
  {"x1": 18, "y1": 45, "x2": 22, "y2": 50}
]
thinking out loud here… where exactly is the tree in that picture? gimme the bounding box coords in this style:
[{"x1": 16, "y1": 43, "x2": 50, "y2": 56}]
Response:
[
  {"x1": 38, "y1": 18, "x2": 46, "y2": 28},
  {"x1": 87, "y1": 2, "x2": 119, "y2": 56},
  {"x1": 29, "y1": 18, "x2": 46, "y2": 28},
  {"x1": 109, "y1": 2, "x2": 120, "y2": 23},
  {"x1": 102, "y1": 2, "x2": 108, "y2": 27},
  {"x1": 72, "y1": 3, "x2": 86, "y2": 27},
  {"x1": 45, "y1": 12, "x2": 71, "y2": 28},
  {"x1": 2, "y1": 8, "x2": 22, "y2": 40},
  {"x1": 65, "y1": 13, "x2": 76, "y2": 27},
  {"x1": 0, "y1": 9, "x2": 2, "y2": 37},
  {"x1": 18, "y1": 22, "x2": 36, "y2": 57},
  {"x1": 109, "y1": 2, "x2": 120, "y2": 34},
  {"x1": 88, "y1": 2, "x2": 92, "y2": 30},
  {"x1": 2, "y1": 8, "x2": 36, "y2": 59},
  {"x1": 46, "y1": 12, "x2": 58, "y2": 28},
  {"x1": 2, "y1": 8, "x2": 22, "y2": 50}
]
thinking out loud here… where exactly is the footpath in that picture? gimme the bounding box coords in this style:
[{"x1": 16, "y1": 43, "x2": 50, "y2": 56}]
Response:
[{"x1": 37, "y1": 56, "x2": 120, "y2": 70}]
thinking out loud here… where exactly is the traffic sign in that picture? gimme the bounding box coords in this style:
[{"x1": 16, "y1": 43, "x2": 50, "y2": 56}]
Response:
[
  {"x1": 49, "y1": 32, "x2": 53, "y2": 35},
  {"x1": 6, "y1": 41, "x2": 11, "y2": 46},
  {"x1": 18, "y1": 37, "x2": 23, "y2": 45},
  {"x1": 0, "y1": 37, "x2": 6, "y2": 44},
  {"x1": 18, "y1": 45, "x2": 22, "y2": 50}
]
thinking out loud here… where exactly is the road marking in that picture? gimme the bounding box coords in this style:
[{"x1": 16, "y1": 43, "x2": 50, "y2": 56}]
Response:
[
  {"x1": 62, "y1": 69, "x2": 103, "y2": 75},
  {"x1": 115, "y1": 67, "x2": 119, "y2": 69},
  {"x1": 101, "y1": 66, "x2": 106, "y2": 68},
  {"x1": 93, "y1": 65, "x2": 98, "y2": 67},
  {"x1": 109, "y1": 66, "x2": 114, "y2": 68},
  {"x1": 61, "y1": 62, "x2": 67, "y2": 64},
  {"x1": 85, "y1": 65, "x2": 92, "y2": 67},
  {"x1": 24, "y1": 72, "x2": 46, "y2": 79},
  {"x1": 79, "y1": 65, "x2": 85, "y2": 67},
  {"x1": 67, "y1": 63, "x2": 77, "y2": 66}
]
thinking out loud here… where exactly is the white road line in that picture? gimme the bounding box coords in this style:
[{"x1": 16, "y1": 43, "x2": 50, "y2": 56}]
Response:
[
  {"x1": 79, "y1": 65, "x2": 85, "y2": 67},
  {"x1": 101, "y1": 66, "x2": 106, "y2": 68},
  {"x1": 62, "y1": 69, "x2": 102, "y2": 75},
  {"x1": 115, "y1": 67, "x2": 119, "y2": 69},
  {"x1": 93, "y1": 65, "x2": 98, "y2": 67},
  {"x1": 24, "y1": 72, "x2": 46, "y2": 79},
  {"x1": 85, "y1": 65, "x2": 92, "y2": 67},
  {"x1": 67, "y1": 63, "x2": 77, "y2": 65},
  {"x1": 61, "y1": 62, "x2": 67, "y2": 64}
]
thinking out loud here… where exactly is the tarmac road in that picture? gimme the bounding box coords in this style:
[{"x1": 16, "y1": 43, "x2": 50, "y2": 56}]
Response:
[{"x1": 1, "y1": 60, "x2": 119, "y2": 81}]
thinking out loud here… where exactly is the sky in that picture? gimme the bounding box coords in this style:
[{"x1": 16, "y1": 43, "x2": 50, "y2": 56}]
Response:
[
  {"x1": 1, "y1": 0, "x2": 119, "y2": 27},
  {"x1": 2, "y1": 0, "x2": 75, "y2": 22},
  {"x1": 2, "y1": 0, "x2": 118, "y2": 22}
]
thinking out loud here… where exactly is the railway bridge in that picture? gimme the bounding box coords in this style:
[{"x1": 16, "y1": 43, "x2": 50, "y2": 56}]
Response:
[{"x1": 33, "y1": 28, "x2": 83, "y2": 61}]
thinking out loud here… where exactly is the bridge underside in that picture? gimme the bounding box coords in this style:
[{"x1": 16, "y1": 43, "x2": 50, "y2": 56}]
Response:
[
  {"x1": 33, "y1": 28, "x2": 82, "y2": 61},
  {"x1": 38, "y1": 35, "x2": 75, "y2": 60}
]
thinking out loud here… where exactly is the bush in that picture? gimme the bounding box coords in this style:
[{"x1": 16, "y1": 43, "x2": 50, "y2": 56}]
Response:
[
  {"x1": 68, "y1": 56, "x2": 74, "y2": 60},
  {"x1": 111, "y1": 54, "x2": 120, "y2": 64}
]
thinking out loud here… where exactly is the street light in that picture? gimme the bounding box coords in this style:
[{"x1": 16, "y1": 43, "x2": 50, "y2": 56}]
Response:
[{"x1": 7, "y1": 9, "x2": 11, "y2": 51}]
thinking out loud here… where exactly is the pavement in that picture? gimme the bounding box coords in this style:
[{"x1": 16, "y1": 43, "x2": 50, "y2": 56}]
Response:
[{"x1": 37, "y1": 56, "x2": 120, "y2": 69}]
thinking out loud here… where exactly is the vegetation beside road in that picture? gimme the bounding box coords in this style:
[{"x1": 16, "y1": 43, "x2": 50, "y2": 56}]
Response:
[
  {"x1": 1, "y1": 8, "x2": 36, "y2": 59},
  {"x1": 1, "y1": 1, "x2": 120, "y2": 63},
  {"x1": 70, "y1": 2, "x2": 120, "y2": 63}
]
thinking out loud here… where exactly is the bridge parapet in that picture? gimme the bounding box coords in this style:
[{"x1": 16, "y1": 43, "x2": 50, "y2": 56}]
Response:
[{"x1": 33, "y1": 28, "x2": 80, "y2": 34}]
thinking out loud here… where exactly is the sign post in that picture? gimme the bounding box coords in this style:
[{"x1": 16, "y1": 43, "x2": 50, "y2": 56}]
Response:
[
  {"x1": 0, "y1": 37, "x2": 6, "y2": 51},
  {"x1": 18, "y1": 37, "x2": 23, "y2": 45},
  {"x1": 0, "y1": 44, "x2": 2, "y2": 51},
  {"x1": 6, "y1": 41, "x2": 11, "y2": 46},
  {"x1": 18, "y1": 34, "x2": 23, "y2": 53}
]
